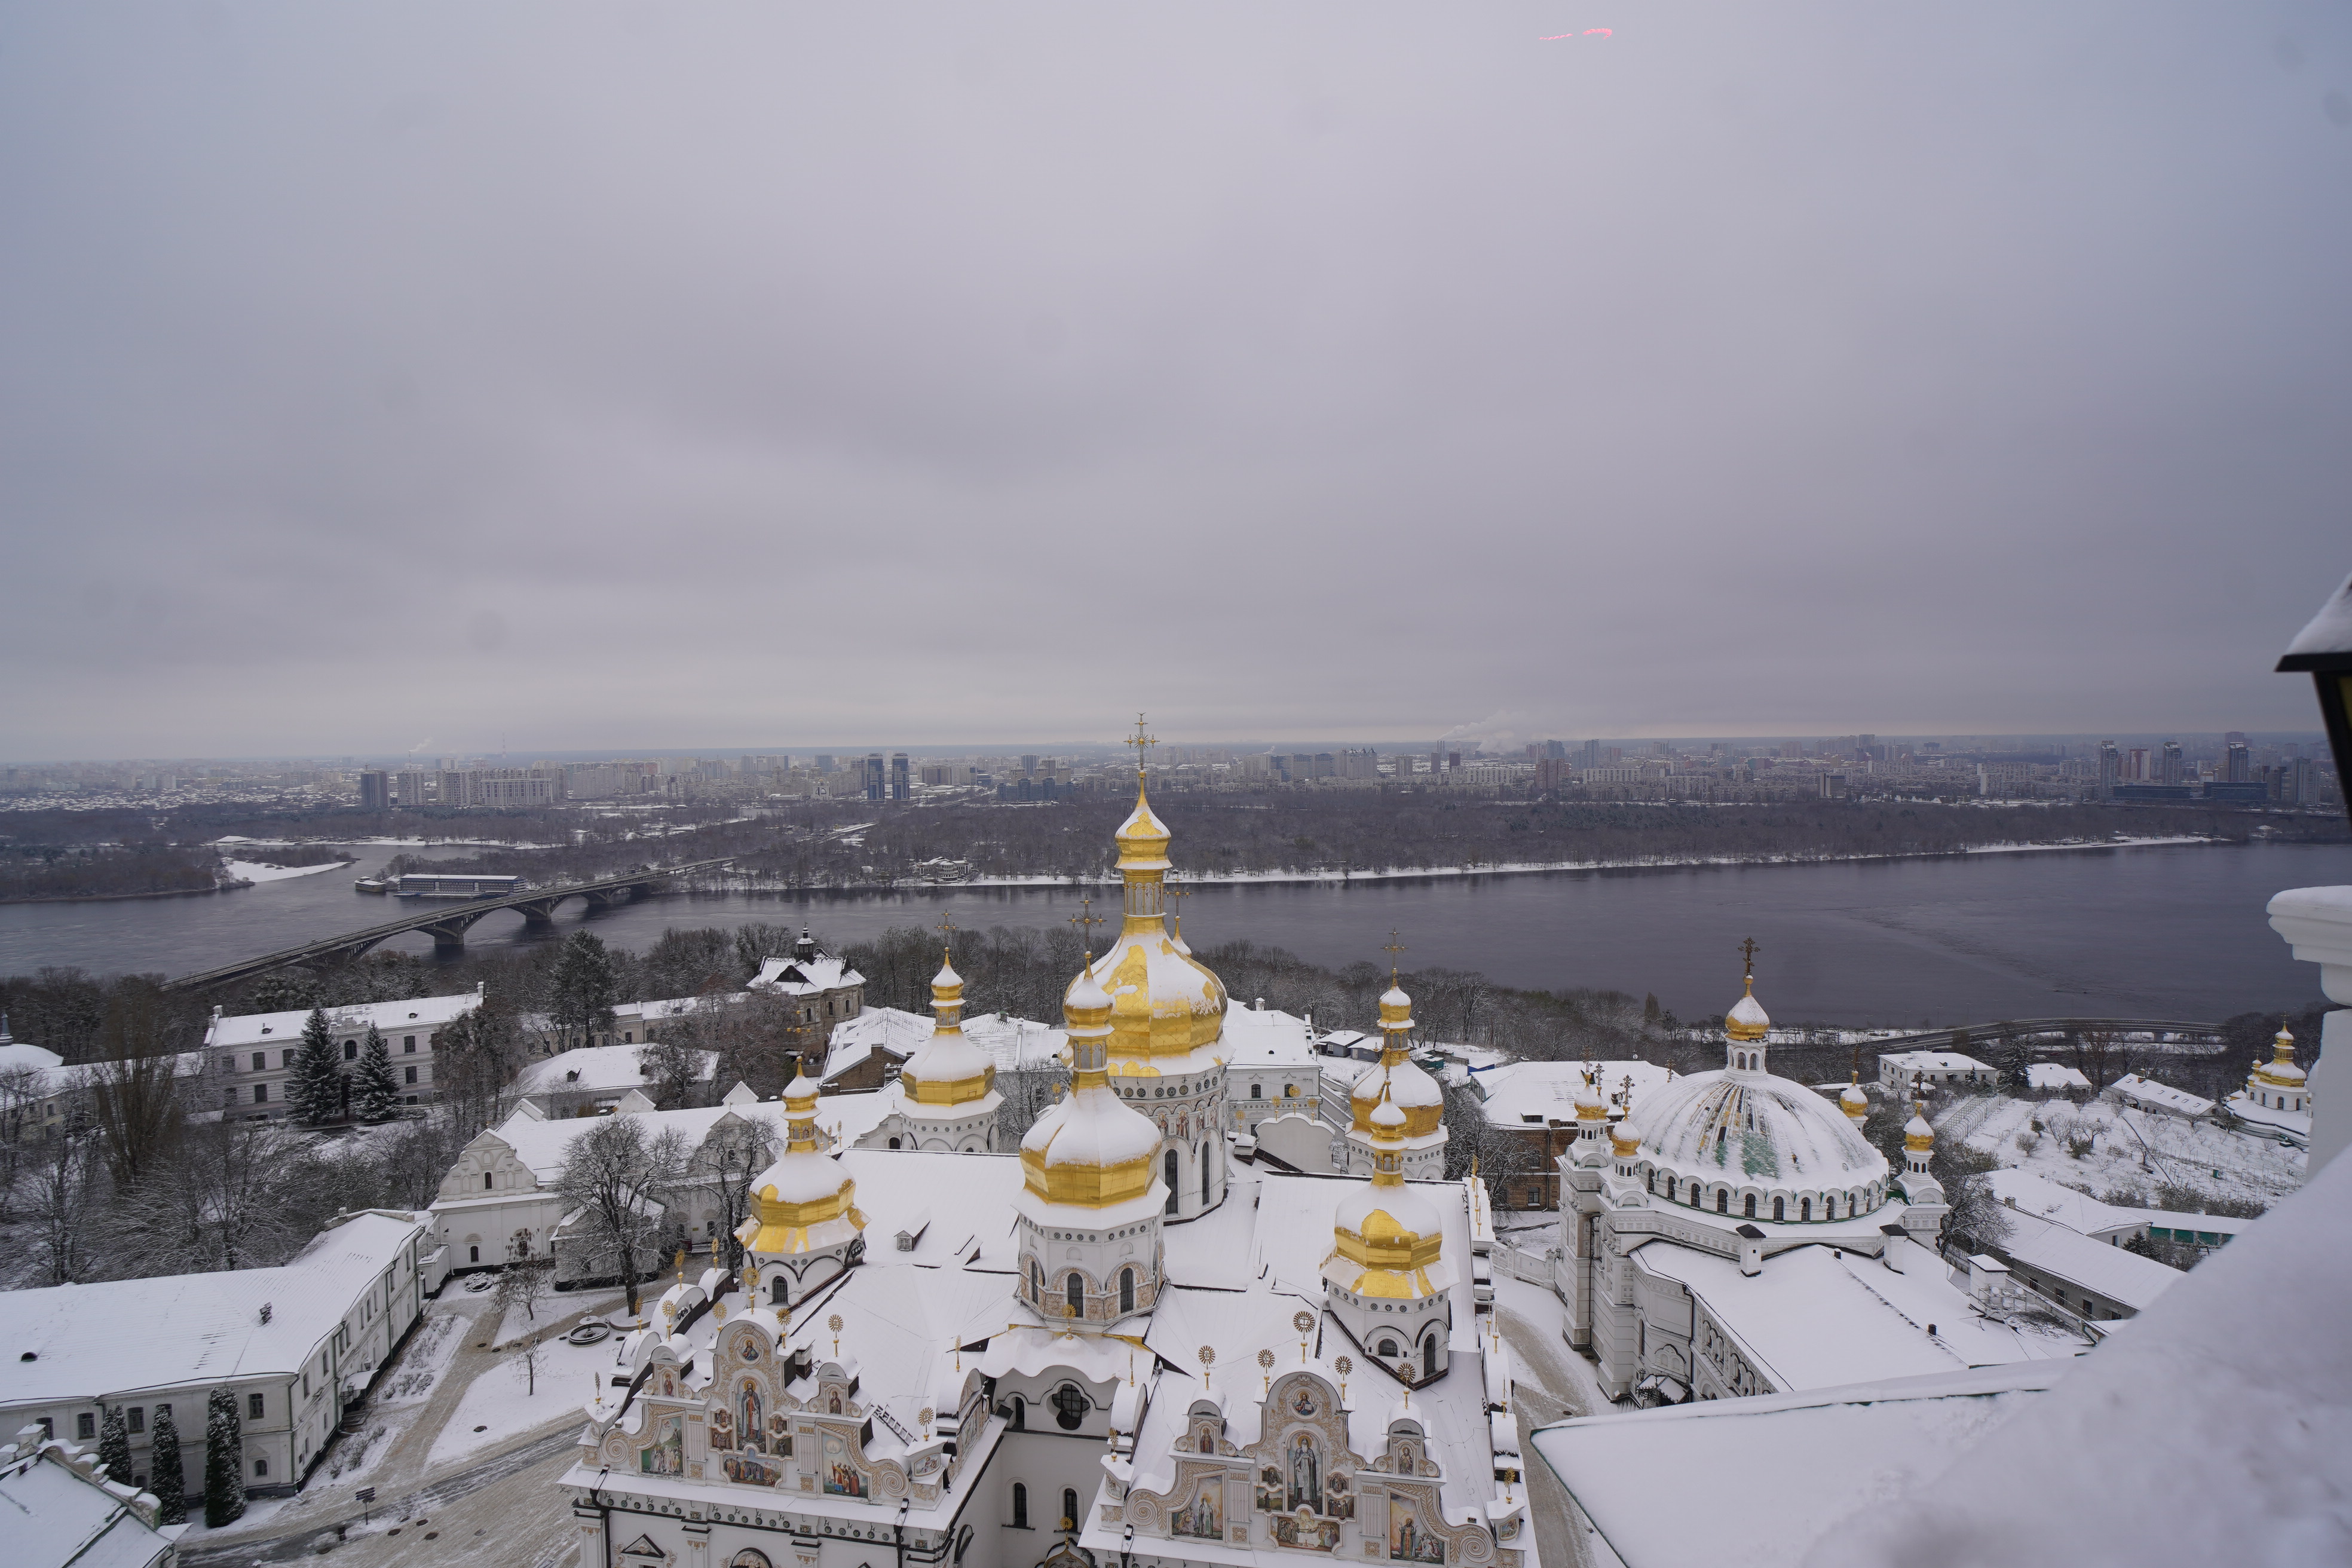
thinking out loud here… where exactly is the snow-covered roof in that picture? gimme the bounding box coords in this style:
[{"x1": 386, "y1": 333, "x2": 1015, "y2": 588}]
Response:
[
  {"x1": 1217, "y1": 1006, "x2": 1321, "y2": 1067},
  {"x1": 0, "y1": 1212, "x2": 425, "y2": 1402},
  {"x1": 0, "y1": 1436, "x2": 178, "y2": 1568},
  {"x1": 749, "y1": 954, "x2": 862, "y2": 996},
  {"x1": 1471, "y1": 1060, "x2": 1676, "y2": 1127},
  {"x1": 206, "y1": 991, "x2": 481, "y2": 1049},
  {"x1": 823, "y1": 1008, "x2": 929, "y2": 1082},
  {"x1": 478, "y1": 1102, "x2": 794, "y2": 1183},
  {"x1": 2105, "y1": 1074, "x2": 2213, "y2": 1117},
  {"x1": 1993, "y1": 1212, "x2": 2182, "y2": 1311},
  {"x1": 2023, "y1": 1062, "x2": 2091, "y2": 1091},
  {"x1": 1986, "y1": 1170, "x2": 2147, "y2": 1239},
  {"x1": 1631, "y1": 1242, "x2": 2087, "y2": 1391},
  {"x1": 616, "y1": 993, "x2": 748, "y2": 1025},
  {"x1": 958, "y1": 1012, "x2": 1068, "y2": 1072},
  {"x1": 0, "y1": 1041, "x2": 65, "y2": 1077},
  {"x1": 1878, "y1": 1051, "x2": 1993, "y2": 1074},
  {"x1": 1803, "y1": 1123, "x2": 2347, "y2": 1568},
  {"x1": 1631, "y1": 1067, "x2": 1890, "y2": 1189},
  {"x1": 1530, "y1": 1361, "x2": 2068, "y2": 1568},
  {"x1": 514, "y1": 1044, "x2": 716, "y2": 1098}
]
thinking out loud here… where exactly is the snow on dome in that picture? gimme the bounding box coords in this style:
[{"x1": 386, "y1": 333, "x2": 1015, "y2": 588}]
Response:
[
  {"x1": 1021, "y1": 1085, "x2": 1164, "y2": 1169},
  {"x1": 1371, "y1": 1098, "x2": 1406, "y2": 1130},
  {"x1": 932, "y1": 958, "x2": 962, "y2": 990},
  {"x1": 1634, "y1": 1068, "x2": 1888, "y2": 1190},
  {"x1": 1903, "y1": 1111, "x2": 1935, "y2": 1152},
  {"x1": 1726, "y1": 987, "x2": 1771, "y2": 1042},
  {"x1": 1330, "y1": 1181, "x2": 1444, "y2": 1254},
  {"x1": 751, "y1": 1144, "x2": 855, "y2": 1208},
  {"x1": 1381, "y1": 984, "x2": 1411, "y2": 1011},
  {"x1": 1067, "y1": 963, "x2": 1113, "y2": 1013},
  {"x1": 2255, "y1": 1031, "x2": 2307, "y2": 1087}
]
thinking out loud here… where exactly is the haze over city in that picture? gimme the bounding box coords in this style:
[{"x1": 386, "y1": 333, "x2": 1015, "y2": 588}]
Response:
[{"x1": 5, "y1": 3, "x2": 2351, "y2": 760}]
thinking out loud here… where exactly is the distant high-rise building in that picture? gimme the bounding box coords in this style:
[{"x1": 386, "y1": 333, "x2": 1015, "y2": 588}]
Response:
[
  {"x1": 1021, "y1": 754, "x2": 1040, "y2": 777},
  {"x1": 1581, "y1": 740, "x2": 1601, "y2": 768},
  {"x1": 2125, "y1": 748, "x2": 2149, "y2": 781},
  {"x1": 2161, "y1": 740, "x2": 2185, "y2": 786},
  {"x1": 2226, "y1": 742, "x2": 2252, "y2": 783},
  {"x1": 814, "y1": 755, "x2": 837, "y2": 774},
  {"x1": 359, "y1": 770, "x2": 390, "y2": 810},
  {"x1": 394, "y1": 769, "x2": 433, "y2": 808},
  {"x1": 2224, "y1": 730, "x2": 2248, "y2": 748},
  {"x1": 891, "y1": 752, "x2": 911, "y2": 801},
  {"x1": 2097, "y1": 742, "x2": 2120, "y2": 799},
  {"x1": 862, "y1": 753, "x2": 886, "y2": 801}
]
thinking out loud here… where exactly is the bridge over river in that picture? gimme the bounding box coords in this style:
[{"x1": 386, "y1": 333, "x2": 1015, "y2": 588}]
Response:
[{"x1": 160, "y1": 858, "x2": 736, "y2": 992}]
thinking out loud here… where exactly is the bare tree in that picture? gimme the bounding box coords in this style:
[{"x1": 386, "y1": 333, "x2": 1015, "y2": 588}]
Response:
[
  {"x1": 121, "y1": 1118, "x2": 314, "y2": 1275},
  {"x1": 682, "y1": 1113, "x2": 777, "y2": 1268},
  {"x1": 0, "y1": 1064, "x2": 52, "y2": 1214},
  {"x1": 436, "y1": 1003, "x2": 522, "y2": 1142},
  {"x1": 25, "y1": 1122, "x2": 100, "y2": 1284},
  {"x1": 554, "y1": 1117, "x2": 688, "y2": 1316}
]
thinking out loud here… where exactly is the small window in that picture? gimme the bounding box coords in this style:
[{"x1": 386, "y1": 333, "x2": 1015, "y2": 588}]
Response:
[
  {"x1": 1772, "y1": 1197, "x2": 1784, "y2": 1222},
  {"x1": 254, "y1": 1457, "x2": 268, "y2": 1476},
  {"x1": 1012, "y1": 1482, "x2": 1029, "y2": 1528},
  {"x1": 1062, "y1": 1487, "x2": 1079, "y2": 1530},
  {"x1": 404, "y1": 1036, "x2": 416, "y2": 1052},
  {"x1": 469, "y1": 1245, "x2": 480, "y2": 1263},
  {"x1": 281, "y1": 1049, "x2": 295, "y2": 1069},
  {"x1": 1251, "y1": 1084, "x2": 1263, "y2": 1100},
  {"x1": 344, "y1": 1041, "x2": 358, "y2": 1061},
  {"x1": 888, "y1": 1137, "x2": 901, "y2": 1150},
  {"x1": 76, "y1": 1413, "x2": 95, "y2": 1440},
  {"x1": 128, "y1": 1408, "x2": 145, "y2": 1434},
  {"x1": 1377, "y1": 1337, "x2": 1398, "y2": 1357},
  {"x1": 1065, "y1": 1273, "x2": 1084, "y2": 1318},
  {"x1": 1800, "y1": 1198, "x2": 1812, "y2": 1221},
  {"x1": 405, "y1": 1065, "x2": 418, "y2": 1085},
  {"x1": 1010, "y1": 1396, "x2": 1025, "y2": 1431},
  {"x1": 254, "y1": 1084, "x2": 268, "y2": 1104},
  {"x1": 1119, "y1": 1267, "x2": 1135, "y2": 1314},
  {"x1": 252, "y1": 1052, "x2": 266, "y2": 1071},
  {"x1": 1716, "y1": 1191, "x2": 1728, "y2": 1214},
  {"x1": 483, "y1": 1172, "x2": 494, "y2": 1190},
  {"x1": 1744, "y1": 1195, "x2": 1757, "y2": 1219},
  {"x1": 1054, "y1": 1385, "x2": 1087, "y2": 1431},
  {"x1": 249, "y1": 1393, "x2": 265, "y2": 1420}
]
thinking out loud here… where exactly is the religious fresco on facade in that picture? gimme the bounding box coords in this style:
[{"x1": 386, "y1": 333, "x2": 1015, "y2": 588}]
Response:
[
  {"x1": 723, "y1": 1450, "x2": 786, "y2": 1488},
  {"x1": 710, "y1": 1407, "x2": 736, "y2": 1450},
  {"x1": 1171, "y1": 1480, "x2": 1221, "y2": 1540},
  {"x1": 1286, "y1": 1432, "x2": 1324, "y2": 1513},
  {"x1": 822, "y1": 1430, "x2": 867, "y2": 1497},
  {"x1": 641, "y1": 1416, "x2": 684, "y2": 1477},
  {"x1": 1391, "y1": 1499, "x2": 1446, "y2": 1563},
  {"x1": 1273, "y1": 1511, "x2": 1342, "y2": 1551},
  {"x1": 1325, "y1": 1469, "x2": 1354, "y2": 1521},
  {"x1": 1256, "y1": 1465, "x2": 1285, "y2": 1514},
  {"x1": 740, "y1": 1385, "x2": 765, "y2": 1452}
]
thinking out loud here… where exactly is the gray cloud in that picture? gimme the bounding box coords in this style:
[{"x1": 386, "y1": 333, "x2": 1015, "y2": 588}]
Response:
[{"x1": 3, "y1": 2, "x2": 2349, "y2": 758}]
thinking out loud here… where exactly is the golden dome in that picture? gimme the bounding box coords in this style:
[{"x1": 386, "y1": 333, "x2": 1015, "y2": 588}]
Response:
[
  {"x1": 1726, "y1": 975, "x2": 1771, "y2": 1043},
  {"x1": 1324, "y1": 1088, "x2": 1446, "y2": 1300},
  {"x1": 1070, "y1": 739, "x2": 1229, "y2": 1064},
  {"x1": 1575, "y1": 1073, "x2": 1609, "y2": 1122},
  {"x1": 740, "y1": 1068, "x2": 864, "y2": 1254},
  {"x1": 2254, "y1": 1029, "x2": 2307, "y2": 1088},
  {"x1": 1019, "y1": 964, "x2": 1164, "y2": 1210},
  {"x1": 1903, "y1": 1108, "x2": 1935, "y2": 1154},
  {"x1": 1840, "y1": 1075, "x2": 1870, "y2": 1123},
  {"x1": 1610, "y1": 1116, "x2": 1642, "y2": 1159},
  {"x1": 899, "y1": 956, "x2": 998, "y2": 1107},
  {"x1": 1349, "y1": 972, "x2": 1445, "y2": 1138}
]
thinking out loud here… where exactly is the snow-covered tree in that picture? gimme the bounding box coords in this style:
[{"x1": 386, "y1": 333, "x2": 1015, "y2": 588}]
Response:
[
  {"x1": 550, "y1": 932, "x2": 618, "y2": 1049},
  {"x1": 149, "y1": 1403, "x2": 186, "y2": 1524},
  {"x1": 554, "y1": 1116, "x2": 687, "y2": 1316},
  {"x1": 203, "y1": 1388, "x2": 244, "y2": 1527},
  {"x1": 287, "y1": 1007, "x2": 343, "y2": 1125},
  {"x1": 353, "y1": 1024, "x2": 399, "y2": 1121},
  {"x1": 97, "y1": 1404, "x2": 129, "y2": 1483}
]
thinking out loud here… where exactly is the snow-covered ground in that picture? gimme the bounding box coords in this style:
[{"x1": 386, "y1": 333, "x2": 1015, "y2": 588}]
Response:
[
  {"x1": 375, "y1": 1308, "x2": 466, "y2": 1407},
  {"x1": 425, "y1": 1333, "x2": 617, "y2": 1471},
  {"x1": 1942, "y1": 1094, "x2": 2303, "y2": 1211},
  {"x1": 222, "y1": 857, "x2": 354, "y2": 883}
]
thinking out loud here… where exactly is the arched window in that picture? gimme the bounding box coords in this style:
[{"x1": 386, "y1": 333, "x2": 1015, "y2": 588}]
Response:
[
  {"x1": 468, "y1": 1245, "x2": 480, "y2": 1263},
  {"x1": 1422, "y1": 1330, "x2": 1440, "y2": 1374},
  {"x1": 1012, "y1": 1483, "x2": 1029, "y2": 1527},
  {"x1": 1031, "y1": 1260, "x2": 1043, "y2": 1300},
  {"x1": 888, "y1": 1137, "x2": 901, "y2": 1150},
  {"x1": 771, "y1": 1276, "x2": 789, "y2": 1306},
  {"x1": 1744, "y1": 1194, "x2": 1757, "y2": 1219},
  {"x1": 1119, "y1": 1267, "x2": 1135, "y2": 1314},
  {"x1": 1065, "y1": 1273, "x2": 1084, "y2": 1317},
  {"x1": 1164, "y1": 1150, "x2": 1179, "y2": 1214},
  {"x1": 1664, "y1": 1176, "x2": 1675, "y2": 1201},
  {"x1": 1772, "y1": 1197, "x2": 1784, "y2": 1222},
  {"x1": 1202, "y1": 1149, "x2": 1211, "y2": 1204},
  {"x1": 1054, "y1": 1387, "x2": 1086, "y2": 1431},
  {"x1": 1716, "y1": 1190, "x2": 1728, "y2": 1214},
  {"x1": 1800, "y1": 1197, "x2": 1812, "y2": 1221},
  {"x1": 483, "y1": 1172, "x2": 493, "y2": 1190},
  {"x1": 1377, "y1": 1337, "x2": 1398, "y2": 1357},
  {"x1": 1062, "y1": 1487, "x2": 1080, "y2": 1529}
]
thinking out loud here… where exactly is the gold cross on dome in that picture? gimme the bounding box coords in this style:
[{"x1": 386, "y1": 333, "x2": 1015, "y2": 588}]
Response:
[
  {"x1": 1382, "y1": 929, "x2": 1407, "y2": 981},
  {"x1": 1739, "y1": 936, "x2": 1760, "y2": 978},
  {"x1": 936, "y1": 910, "x2": 958, "y2": 959},
  {"x1": 1125, "y1": 713, "x2": 1158, "y2": 777},
  {"x1": 1068, "y1": 898, "x2": 1104, "y2": 958}
]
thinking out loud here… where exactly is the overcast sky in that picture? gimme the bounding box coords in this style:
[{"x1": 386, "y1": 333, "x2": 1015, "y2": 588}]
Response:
[{"x1": 3, "y1": 3, "x2": 2348, "y2": 761}]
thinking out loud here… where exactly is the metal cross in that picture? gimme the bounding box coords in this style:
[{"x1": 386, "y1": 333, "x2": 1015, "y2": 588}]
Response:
[
  {"x1": 936, "y1": 911, "x2": 958, "y2": 961},
  {"x1": 1382, "y1": 928, "x2": 1407, "y2": 980},
  {"x1": 1068, "y1": 897, "x2": 1104, "y2": 958},
  {"x1": 1124, "y1": 713, "x2": 1158, "y2": 776},
  {"x1": 1739, "y1": 936, "x2": 1760, "y2": 977}
]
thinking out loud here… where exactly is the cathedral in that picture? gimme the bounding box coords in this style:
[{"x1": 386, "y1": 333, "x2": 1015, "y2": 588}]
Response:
[{"x1": 561, "y1": 750, "x2": 1529, "y2": 1568}]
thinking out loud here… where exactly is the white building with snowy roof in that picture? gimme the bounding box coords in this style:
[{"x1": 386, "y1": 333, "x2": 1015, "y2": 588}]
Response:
[
  {"x1": 513, "y1": 1042, "x2": 719, "y2": 1116},
  {"x1": 1876, "y1": 1049, "x2": 1995, "y2": 1091},
  {"x1": 748, "y1": 930, "x2": 866, "y2": 1028},
  {"x1": 205, "y1": 988, "x2": 482, "y2": 1119},
  {"x1": 0, "y1": 1425, "x2": 185, "y2": 1568},
  {"x1": 0, "y1": 1210, "x2": 431, "y2": 1502},
  {"x1": 2102, "y1": 1073, "x2": 2213, "y2": 1122},
  {"x1": 554, "y1": 762, "x2": 1530, "y2": 1568}
]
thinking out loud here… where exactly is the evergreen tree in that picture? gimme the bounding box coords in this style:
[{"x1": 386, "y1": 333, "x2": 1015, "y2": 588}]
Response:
[
  {"x1": 289, "y1": 1006, "x2": 343, "y2": 1125},
  {"x1": 203, "y1": 1388, "x2": 244, "y2": 1527},
  {"x1": 353, "y1": 1024, "x2": 399, "y2": 1121},
  {"x1": 149, "y1": 1404, "x2": 186, "y2": 1524},
  {"x1": 550, "y1": 932, "x2": 618, "y2": 1049},
  {"x1": 97, "y1": 1404, "x2": 129, "y2": 1481}
]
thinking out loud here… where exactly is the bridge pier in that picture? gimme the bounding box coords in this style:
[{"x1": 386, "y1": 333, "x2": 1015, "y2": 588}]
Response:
[{"x1": 515, "y1": 896, "x2": 566, "y2": 931}]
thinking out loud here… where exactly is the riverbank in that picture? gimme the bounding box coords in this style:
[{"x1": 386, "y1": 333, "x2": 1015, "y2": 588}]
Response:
[
  {"x1": 709, "y1": 832, "x2": 2224, "y2": 893},
  {"x1": 0, "y1": 883, "x2": 231, "y2": 905}
]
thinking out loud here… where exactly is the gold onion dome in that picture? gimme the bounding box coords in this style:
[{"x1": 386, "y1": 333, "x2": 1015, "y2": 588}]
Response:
[
  {"x1": 741, "y1": 1065, "x2": 863, "y2": 1255},
  {"x1": 1841, "y1": 1076, "x2": 1870, "y2": 1123},
  {"x1": 1725, "y1": 976, "x2": 1771, "y2": 1043},
  {"x1": 1351, "y1": 975, "x2": 1445, "y2": 1138},
  {"x1": 1019, "y1": 964, "x2": 1165, "y2": 1209},
  {"x1": 1903, "y1": 1107, "x2": 1936, "y2": 1153},
  {"x1": 1324, "y1": 1089, "x2": 1449, "y2": 1301},
  {"x1": 1575, "y1": 1072, "x2": 1609, "y2": 1123},
  {"x1": 1070, "y1": 748, "x2": 1229, "y2": 1070},
  {"x1": 899, "y1": 955, "x2": 997, "y2": 1107},
  {"x1": 1610, "y1": 1112, "x2": 1642, "y2": 1159},
  {"x1": 2256, "y1": 1029, "x2": 2306, "y2": 1088}
]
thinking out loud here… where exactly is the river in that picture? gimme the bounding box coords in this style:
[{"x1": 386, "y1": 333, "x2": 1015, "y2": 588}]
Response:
[{"x1": 2, "y1": 842, "x2": 2346, "y2": 1027}]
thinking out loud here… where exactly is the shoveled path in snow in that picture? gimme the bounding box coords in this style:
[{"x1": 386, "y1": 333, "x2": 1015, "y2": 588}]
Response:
[{"x1": 1497, "y1": 1276, "x2": 1609, "y2": 1568}]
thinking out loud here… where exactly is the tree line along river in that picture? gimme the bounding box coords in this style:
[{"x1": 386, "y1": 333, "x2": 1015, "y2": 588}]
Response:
[{"x1": 2, "y1": 840, "x2": 2347, "y2": 1027}]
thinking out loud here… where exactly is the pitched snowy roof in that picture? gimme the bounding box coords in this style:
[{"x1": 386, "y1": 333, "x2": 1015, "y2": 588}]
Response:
[
  {"x1": 1993, "y1": 1212, "x2": 2182, "y2": 1310},
  {"x1": 514, "y1": 1044, "x2": 716, "y2": 1098},
  {"x1": 823, "y1": 1008, "x2": 929, "y2": 1081},
  {"x1": 1530, "y1": 1361, "x2": 2068, "y2": 1568},
  {"x1": 1802, "y1": 1129, "x2": 2348, "y2": 1568},
  {"x1": 2105, "y1": 1074, "x2": 2213, "y2": 1117},
  {"x1": 0, "y1": 1042, "x2": 65, "y2": 1077},
  {"x1": 0, "y1": 1438, "x2": 177, "y2": 1568},
  {"x1": 2023, "y1": 1062, "x2": 2091, "y2": 1091},
  {"x1": 1984, "y1": 1171, "x2": 2145, "y2": 1238},
  {"x1": 0, "y1": 1212, "x2": 426, "y2": 1402},
  {"x1": 958, "y1": 1013, "x2": 1068, "y2": 1071},
  {"x1": 1878, "y1": 1051, "x2": 1993, "y2": 1074},
  {"x1": 1471, "y1": 1061, "x2": 1676, "y2": 1127},
  {"x1": 480, "y1": 1102, "x2": 794, "y2": 1183},
  {"x1": 1217, "y1": 1007, "x2": 1321, "y2": 1066},
  {"x1": 206, "y1": 991, "x2": 481, "y2": 1049},
  {"x1": 750, "y1": 954, "x2": 862, "y2": 996}
]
